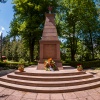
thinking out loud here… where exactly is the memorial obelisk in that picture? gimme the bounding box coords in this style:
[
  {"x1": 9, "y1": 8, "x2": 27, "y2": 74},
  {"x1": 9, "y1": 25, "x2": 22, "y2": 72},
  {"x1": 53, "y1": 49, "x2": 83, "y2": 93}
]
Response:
[{"x1": 37, "y1": 6, "x2": 63, "y2": 70}]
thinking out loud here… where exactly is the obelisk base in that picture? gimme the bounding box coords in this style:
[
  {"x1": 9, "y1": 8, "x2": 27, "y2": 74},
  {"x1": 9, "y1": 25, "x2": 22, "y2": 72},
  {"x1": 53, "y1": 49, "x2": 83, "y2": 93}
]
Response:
[
  {"x1": 37, "y1": 13, "x2": 63, "y2": 70},
  {"x1": 37, "y1": 61, "x2": 63, "y2": 70}
]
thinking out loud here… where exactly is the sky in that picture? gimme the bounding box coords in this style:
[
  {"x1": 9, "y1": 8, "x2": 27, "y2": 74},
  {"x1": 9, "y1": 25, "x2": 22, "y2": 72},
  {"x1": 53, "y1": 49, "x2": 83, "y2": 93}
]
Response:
[
  {"x1": 0, "y1": 0, "x2": 99, "y2": 37},
  {"x1": 0, "y1": 0, "x2": 14, "y2": 37}
]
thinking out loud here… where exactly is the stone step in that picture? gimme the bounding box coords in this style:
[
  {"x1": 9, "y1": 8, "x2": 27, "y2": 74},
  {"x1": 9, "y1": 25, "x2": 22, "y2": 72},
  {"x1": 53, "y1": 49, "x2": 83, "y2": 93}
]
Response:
[
  {"x1": 15, "y1": 70, "x2": 86, "y2": 76},
  {"x1": 0, "y1": 75, "x2": 99, "y2": 87},
  {"x1": 7, "y1": 73, "x2": 93, "y2": 81},
  {"x1": 0, "y1": 80, "x2": 100, "y2": 93}
]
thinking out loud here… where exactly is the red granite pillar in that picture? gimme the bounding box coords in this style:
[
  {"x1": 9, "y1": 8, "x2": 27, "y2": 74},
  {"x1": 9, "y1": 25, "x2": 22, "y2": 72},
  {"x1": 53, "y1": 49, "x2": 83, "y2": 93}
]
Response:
[{"x1": 37, "y1": 13, "x2": 63, "y2": 70}]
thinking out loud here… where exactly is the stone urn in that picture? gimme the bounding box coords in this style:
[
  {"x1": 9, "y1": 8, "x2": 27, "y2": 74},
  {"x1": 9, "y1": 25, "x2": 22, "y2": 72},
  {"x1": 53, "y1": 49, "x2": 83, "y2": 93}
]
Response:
[
  {"x1": 18, "y1": 64, "x2": 24, "y2": 72},
  {"x1": 77, "y1": 65, "x2": 83, "y2": 71}
]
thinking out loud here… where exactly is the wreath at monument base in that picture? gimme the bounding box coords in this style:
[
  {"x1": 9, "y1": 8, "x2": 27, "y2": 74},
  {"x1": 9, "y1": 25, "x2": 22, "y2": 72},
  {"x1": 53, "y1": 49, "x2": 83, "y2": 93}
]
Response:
[{"x1": 44, "y1": 58, "x2": 57, "y2": 71}]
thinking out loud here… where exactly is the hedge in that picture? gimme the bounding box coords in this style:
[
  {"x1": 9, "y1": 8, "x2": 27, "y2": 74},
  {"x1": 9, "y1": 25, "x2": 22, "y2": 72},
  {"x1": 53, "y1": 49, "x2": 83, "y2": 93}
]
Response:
[
  {"x1": 63, "y1": 60, "x2": 100, "y2": 69},
  {"x1": 0, "y1": 61, "x2": 38, "y2": 70}
]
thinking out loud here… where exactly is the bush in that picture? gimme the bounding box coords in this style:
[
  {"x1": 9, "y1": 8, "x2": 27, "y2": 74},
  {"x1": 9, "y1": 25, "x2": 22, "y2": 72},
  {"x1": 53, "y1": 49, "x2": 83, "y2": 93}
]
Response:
[
  {"x1": 19, "y1": 58, "x2": 25, "y2": 64},
  {"x1": 64, "y1": 60, "x2": 100, "y2": 69},
  {"x1": 0, "y1": 60, "x2": 38, "y2": 70},
  {"x1": 0, "y1": 61, "x2": 18, "y2": 69}
]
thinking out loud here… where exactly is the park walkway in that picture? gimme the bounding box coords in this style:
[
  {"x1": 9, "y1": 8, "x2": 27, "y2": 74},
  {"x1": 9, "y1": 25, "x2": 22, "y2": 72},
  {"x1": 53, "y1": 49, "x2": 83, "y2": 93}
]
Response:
[
  {"x1": 0, "y1": 66, "x2": 100, "y2": 100},
  {"x1": 0, "y1": 85, "x2": 100, "y2": 100}
]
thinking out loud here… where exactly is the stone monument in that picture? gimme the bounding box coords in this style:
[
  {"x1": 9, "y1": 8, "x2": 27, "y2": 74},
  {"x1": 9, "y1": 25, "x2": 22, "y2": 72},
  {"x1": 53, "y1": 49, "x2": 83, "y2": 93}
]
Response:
[{"x1": 37, "y1": 7, "x2": 63, "y2": 70}]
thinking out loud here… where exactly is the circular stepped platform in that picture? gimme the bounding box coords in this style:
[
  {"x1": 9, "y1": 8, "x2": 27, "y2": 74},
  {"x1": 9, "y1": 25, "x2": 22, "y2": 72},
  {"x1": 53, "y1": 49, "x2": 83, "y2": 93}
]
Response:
[
  {"x1": 0, "y1": 66, "x2": 100, "y2": 93},
  {"x1": 7, "y1": 72, "x2": 93, "y2": 81}
]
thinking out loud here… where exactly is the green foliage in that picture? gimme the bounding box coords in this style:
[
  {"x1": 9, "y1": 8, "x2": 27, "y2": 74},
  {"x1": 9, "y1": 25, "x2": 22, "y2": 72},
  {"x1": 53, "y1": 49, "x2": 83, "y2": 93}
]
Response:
[
  {"x1": 67, "y1": 60, "x2": 100, "y2": 69},
  {"x1": 0, "y1": 60, "x2": 38, "y2": 70},
  {"x1": 0, "y1": 0, "x2": 7, "y2": 3},
  {"x1": 10, "y1": 0, "x2": 58, "y2": 62},
  {"x1": 2, "y1": 38, "x2": 30, "y2": 62},
  {"x1": 56, "y1": 0, "x2": 100, "y2": 61},
  {"x1": 2, "y1": 0, "x2": 100, "y2": 62},
  {"x1": 0, "y1": 61, "x2": 18, "y2": 69},
  {"x1": 19, "y1": 58, "x2": 25, "y2": 64}
]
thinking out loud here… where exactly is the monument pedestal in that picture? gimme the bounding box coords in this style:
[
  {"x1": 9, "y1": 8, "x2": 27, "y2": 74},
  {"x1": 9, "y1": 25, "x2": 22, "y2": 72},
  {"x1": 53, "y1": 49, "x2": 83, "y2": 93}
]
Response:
[
  {"x1": 37, "y1": 62, "x2": 63, "y2": 70},
  {"x1": 37, "y1": 13, "x2": 63, "y2": 70}
]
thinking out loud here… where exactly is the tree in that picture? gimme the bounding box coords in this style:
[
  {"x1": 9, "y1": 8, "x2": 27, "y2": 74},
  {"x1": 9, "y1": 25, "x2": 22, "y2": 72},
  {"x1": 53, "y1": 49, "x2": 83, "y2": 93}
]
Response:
[
  {"x1": 2, "y1": 35, "x2": 30, "y2": 61},
  {"x1": 10, "y1": 0, "x2": 58, "y2": 62},
  {"x1": 79, "y1": 0, "x2": 99, "y2": 60},
  {"x1": 0, "y1": 0, "x2": 7, "y2": 3},
  {"x1": 56, "y1": 0, "x2": 99, "y2": 61}
]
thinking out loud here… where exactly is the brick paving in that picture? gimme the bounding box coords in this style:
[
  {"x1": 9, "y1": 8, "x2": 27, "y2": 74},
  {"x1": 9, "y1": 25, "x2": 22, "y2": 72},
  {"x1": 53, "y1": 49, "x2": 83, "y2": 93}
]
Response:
[
  {"x1": 0, "y1": 68, "x2": 100, "y2": 100},
  {"x1": 0, "y1": 85, "x2": 100, "y2": 100}
]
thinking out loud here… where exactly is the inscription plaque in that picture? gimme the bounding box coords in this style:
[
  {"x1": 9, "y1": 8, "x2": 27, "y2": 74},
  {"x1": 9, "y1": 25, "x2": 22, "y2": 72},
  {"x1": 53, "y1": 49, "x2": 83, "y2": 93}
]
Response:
[{"x1": 43, "y1": 44, "x2": 56, "y2": 59}]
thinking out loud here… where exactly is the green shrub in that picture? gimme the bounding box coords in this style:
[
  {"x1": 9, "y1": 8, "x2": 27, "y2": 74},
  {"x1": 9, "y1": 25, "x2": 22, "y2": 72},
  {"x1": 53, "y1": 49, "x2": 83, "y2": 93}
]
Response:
[
  {"x1": 0, "y1": 62, "x2": 18, "y2": 69},
  {"x1": 19, "y1": 58, "x2": 25, "y2": 64},
  {"x1": 63, "y1": 60, "x2": 100, "y2": 69},
  {"x1": 0, "y1": 60, "x2": 38, "y2": 70}
]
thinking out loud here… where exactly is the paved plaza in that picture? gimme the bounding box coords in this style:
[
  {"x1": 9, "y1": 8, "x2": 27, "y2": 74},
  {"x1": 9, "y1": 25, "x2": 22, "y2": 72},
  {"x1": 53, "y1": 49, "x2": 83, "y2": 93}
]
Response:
[
  {"x1": 0, "y1": 67, "x2": 100, "y2": 100},
  {"x1": 0, "y1": 86, "x2": 100, "y2": 100}
]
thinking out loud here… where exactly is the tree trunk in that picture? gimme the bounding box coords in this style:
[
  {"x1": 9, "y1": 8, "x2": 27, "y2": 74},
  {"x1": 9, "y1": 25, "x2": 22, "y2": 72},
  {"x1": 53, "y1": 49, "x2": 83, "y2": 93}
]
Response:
[
  {"x1": 71, "y1": 47, "x2": 75, "y2": 61},
  {"x1": 29, "y1": 35, "x2": 35, "y2": 62},
  {"x1": 89, "y1": 31, "x2": 94, "y2": 60},
  {"x1": 70, "y1": 24, "x2": 77, "y2": 61}
]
